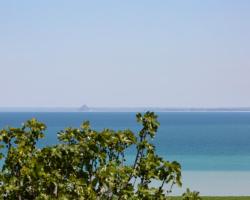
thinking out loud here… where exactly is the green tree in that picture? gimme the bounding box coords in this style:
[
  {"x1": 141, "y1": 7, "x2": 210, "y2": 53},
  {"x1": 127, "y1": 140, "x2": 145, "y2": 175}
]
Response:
[{"x1": 0, "y1": 112, "x2": 193, "y2": 199}]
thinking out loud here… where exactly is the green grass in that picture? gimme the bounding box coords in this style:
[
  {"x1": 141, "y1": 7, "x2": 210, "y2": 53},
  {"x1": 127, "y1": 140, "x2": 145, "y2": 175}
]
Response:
[
  {"x1": 170, "y1": 197, "x2": 250, "y2": 200},
  {"x1": 202, "y1": 198, "x2": 250, "y2": 200}
]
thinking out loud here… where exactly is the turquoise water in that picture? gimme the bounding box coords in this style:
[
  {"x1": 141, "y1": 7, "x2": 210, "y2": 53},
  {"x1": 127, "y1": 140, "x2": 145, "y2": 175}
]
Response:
[{"x1": 1, "y1": 112, "x2": 250, "y2": 171}]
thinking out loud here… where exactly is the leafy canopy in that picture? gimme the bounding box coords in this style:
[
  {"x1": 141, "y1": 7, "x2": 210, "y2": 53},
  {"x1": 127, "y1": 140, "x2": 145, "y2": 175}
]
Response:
[{"x1": 0, "y1": 112, "x2": 199, "y2": 200}]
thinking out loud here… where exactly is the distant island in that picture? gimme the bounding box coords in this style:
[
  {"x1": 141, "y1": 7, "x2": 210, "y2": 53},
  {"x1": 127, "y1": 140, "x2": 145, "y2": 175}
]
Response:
[{"x1": 1, "y1": 105, "x2": 250, "y2": 112}]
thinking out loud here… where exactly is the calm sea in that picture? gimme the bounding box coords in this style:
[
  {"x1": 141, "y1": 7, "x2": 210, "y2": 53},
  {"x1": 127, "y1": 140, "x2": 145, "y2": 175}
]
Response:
[{"x1": 1, "y1": 112, "x2": 250, "y2": 195}]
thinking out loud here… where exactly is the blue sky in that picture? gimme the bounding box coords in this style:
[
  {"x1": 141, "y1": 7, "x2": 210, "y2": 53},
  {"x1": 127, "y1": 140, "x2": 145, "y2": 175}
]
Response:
[{"x1": 1, "y1": 0, "x2": 250, "y2": 107}]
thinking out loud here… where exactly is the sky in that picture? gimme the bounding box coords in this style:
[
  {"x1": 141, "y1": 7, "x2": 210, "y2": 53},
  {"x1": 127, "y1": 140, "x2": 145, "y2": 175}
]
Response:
[{"x1": 1, "y1": 0, "x2": 250, "y2": 107}]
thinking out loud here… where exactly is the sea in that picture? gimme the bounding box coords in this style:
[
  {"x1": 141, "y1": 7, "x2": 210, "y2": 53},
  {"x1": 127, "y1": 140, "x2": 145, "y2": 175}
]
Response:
[{"x1": 1, "y1": 112, "x2": 250, "y2": 196}]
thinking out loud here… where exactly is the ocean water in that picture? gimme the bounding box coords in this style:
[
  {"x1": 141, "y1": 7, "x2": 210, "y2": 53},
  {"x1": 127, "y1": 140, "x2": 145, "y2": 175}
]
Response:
[{"x1": 1, "y1": 112, "x2": 250, "y2": 195}]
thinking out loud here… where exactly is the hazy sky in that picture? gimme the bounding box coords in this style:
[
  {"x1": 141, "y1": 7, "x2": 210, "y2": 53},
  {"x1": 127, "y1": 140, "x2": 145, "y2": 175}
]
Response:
[{"x1": 1, "y1": 0, "x2": 250, "y2": 107}]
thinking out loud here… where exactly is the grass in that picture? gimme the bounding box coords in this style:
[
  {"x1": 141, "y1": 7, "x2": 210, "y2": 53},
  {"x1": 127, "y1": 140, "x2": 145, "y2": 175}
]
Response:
[
  {"x1": 201, "y1": 198, "x2": 250, "y2": 200},
  {"x1": 170, "y1": 197, "x2": 250, "y2": 200}
]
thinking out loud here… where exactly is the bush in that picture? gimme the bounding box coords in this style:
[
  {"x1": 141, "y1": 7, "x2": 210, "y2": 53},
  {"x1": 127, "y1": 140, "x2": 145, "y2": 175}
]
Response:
[{"x1": 182, "y1": 188, "x2": 202, "y2": 200}]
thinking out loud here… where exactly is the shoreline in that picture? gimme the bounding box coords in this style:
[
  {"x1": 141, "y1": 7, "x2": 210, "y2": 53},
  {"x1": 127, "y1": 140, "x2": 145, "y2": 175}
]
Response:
[
  {"x1": 2, "y1": 106, "x2": 250, "y2": 113},
  {"x1": 2, "y1": 110, "x2": 250, "y2": 113}
]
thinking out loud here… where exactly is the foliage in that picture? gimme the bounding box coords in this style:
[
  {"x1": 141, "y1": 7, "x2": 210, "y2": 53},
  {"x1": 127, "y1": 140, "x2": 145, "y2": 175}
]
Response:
[
  {"x1": 182, "y1": 188, "x2": 202, "y2": 200},
  {"x1": 0, "y1": 112, "x2": 185, "y2": 199}
]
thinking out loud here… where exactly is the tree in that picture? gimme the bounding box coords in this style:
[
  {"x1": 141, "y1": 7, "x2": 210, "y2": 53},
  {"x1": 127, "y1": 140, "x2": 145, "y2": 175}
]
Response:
[{"x1": 0, "y1": 112, "x2": 198, "y2": 199}]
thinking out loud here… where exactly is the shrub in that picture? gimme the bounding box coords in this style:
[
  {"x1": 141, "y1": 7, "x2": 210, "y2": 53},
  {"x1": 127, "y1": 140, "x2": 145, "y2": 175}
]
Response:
[
  {"x1": 182, "y1": 188, "x2": 202, "y2": 200},
  {"x1": 0, "y1": 112, "x2": 184, "y2": 199}
]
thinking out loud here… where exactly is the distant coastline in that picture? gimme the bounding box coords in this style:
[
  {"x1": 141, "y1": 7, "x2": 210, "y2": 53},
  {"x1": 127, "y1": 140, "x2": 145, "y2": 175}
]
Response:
[{"x1": 1, "y1": 106, "x2": 250, "y2": 112}]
